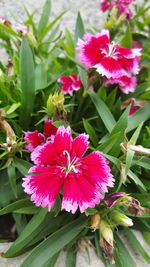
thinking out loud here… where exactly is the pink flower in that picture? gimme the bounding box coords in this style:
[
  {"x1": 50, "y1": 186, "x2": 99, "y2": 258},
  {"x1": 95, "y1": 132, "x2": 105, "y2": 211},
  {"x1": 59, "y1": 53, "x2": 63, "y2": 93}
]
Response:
[
  {"x1": 100, "y1": 0, "x2": 136, "y2": 18},
  {"x1": 77, "y1": 30, "x2": 141, "y2": 79},
  {"x1": 101, "y1": 0, "x2": 112, "y2": 11},
  {"x1": 24, "y1": 119, "x2": 57, "y2": 152},
  {"x1": 14, "y1": 23, "x2": 27, "y2": 34},
  {"x1": 103, "y1": 76, "x2": 137, "y2": 93},
  {"x1": 58, "y1": 74, "x2": 83, "y2": 95},
  {"x1": 23, "y1": 126, "x2": 114, "y2": 214}
]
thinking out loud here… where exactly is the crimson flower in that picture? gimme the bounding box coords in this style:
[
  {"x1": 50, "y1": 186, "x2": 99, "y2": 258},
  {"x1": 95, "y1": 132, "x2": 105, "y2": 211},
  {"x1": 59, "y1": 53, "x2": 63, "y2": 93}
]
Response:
[
  {"x1": 103, "y1": 76, "x2": 137, "y2": 94},
  {"x1": 24, "y1": 119, "x2": 57, "y2": 152},
  {"x1": 100, "y1": 0, "x2": 136, "y2": 18},
  {"x1": 58, "y1": 74, "x2": 83, "y2": 95},
  {"x1": 23, "y1": 126, "x2": 114, "y2": 214},
  {"x1": 77, "y1": 30, "x2": 141, "y2": 93}
]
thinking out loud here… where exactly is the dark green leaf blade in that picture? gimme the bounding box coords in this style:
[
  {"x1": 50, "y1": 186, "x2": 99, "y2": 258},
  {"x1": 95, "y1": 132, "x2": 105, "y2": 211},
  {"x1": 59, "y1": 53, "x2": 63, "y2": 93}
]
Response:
[
  {"x1": 37, "y1": 0, "x2": 51, "y2": 37},
  {"x1": 20, "y1": 216, "x2": 87, "y2": 267},
  {"x1": 19, "y1": 37, "x2": 35, "y2": 130},
  {"x1": 89, "y1": 91, "x2": 116, "y2": 133},
  {"x1": 124, "y1": 228, "x2": 150, "y2": 264}
]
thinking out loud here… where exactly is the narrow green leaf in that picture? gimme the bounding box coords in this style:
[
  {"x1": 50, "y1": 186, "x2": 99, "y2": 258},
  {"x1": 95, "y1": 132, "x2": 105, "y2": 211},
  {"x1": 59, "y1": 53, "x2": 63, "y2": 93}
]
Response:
[
  {"x1": 136, "y1": 158, "x2": 150, "y2": 170},
  {"x1": 89, "y1": 91, "x2": 116, "y2": 133},
  {"x1": 121, "y1": 24, "x2": 132, "y2": 48},
  {"x1": 114, "y1": 232, "x2": 136, "y2": 267},
  {"x1": 83, "y1": 118, "x2": 98, "y2": 146},
  {"x1": 66, "y1": 247, "x2": 77, "y2": 267},
  {"x1": 19, "y1": 37, "x2": 35, "y2": 129},
  {"x1": 75, "y1": 12, "x2": 85, "y2": 43},
  {"x1": 20, "y1": 216, "x2": 87, "y2": 267},
  {"x1": 4, "y1": 208, "x2": 48, "y2": 257},
  {"x1": 37, "y1": 0, "x2": 51, "y2": 37},
  {"x1": 7, "y1": 165, "x2": 17, "y2": 198},
  {"x1": 0, "y1": 198, "x2": 32, "y2": 215},
  {"x1": 39, "y1": 11, "x2": 67, "y2": 40},
  {"x1": 97, "y1": 132, "x2": 120, "y2": 153},
  {"x1": 127, "y1": 103, "x2": 150, "y2": 132},
  {"x1": 128, "y1": 170, "x2": 147, "y2": 191},
  {"x1": 124, "y1": 228, "x2": 150, "y2": 264},
  {"x1": 14, "y1": 157, "x2": 32, "y2": 176},
  {"x1": 109, "y1": 106, "x2": 129, "y2": 156},
  {"x1": 125, "y1": 122, "x2": 144, "y2": 175},
  {"x1": 142, "y1": 232, "x2": 150, "y2": 246},
  {"x1": 43, "y1": 252, "x2": 60, "y2": 267}
]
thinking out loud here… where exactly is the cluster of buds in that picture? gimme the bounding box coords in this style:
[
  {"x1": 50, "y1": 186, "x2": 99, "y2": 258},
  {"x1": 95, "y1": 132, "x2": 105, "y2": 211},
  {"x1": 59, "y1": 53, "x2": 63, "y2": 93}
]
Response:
[
  {"x1": 104, "y1": 6, "x2": 126, "y2": 31},
  {"x1": 90, "y1": 192, "x2": 148, "y2": 263},
  {"x1": 46, "y1": 92, "x2": 66, "y2": 121},
  {"x1": 0, "y1": 109, "x2": 24, "y2": 166}
]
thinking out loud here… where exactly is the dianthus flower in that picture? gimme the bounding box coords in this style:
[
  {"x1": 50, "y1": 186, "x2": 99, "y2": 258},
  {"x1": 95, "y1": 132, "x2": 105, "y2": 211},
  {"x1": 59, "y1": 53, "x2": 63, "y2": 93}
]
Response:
[
  {"x1": 24, "y1": 119, "x2": 57, "y2": 152},
  {"x1": 103, "y1": 76, "x2": 137, "y2": 94},
  {"x1": 23, "y1": 126, "x2": 114, "y2": 213},
  {"x1": 58, "y1": 74, "x2": 83, "y2": 95},
  {"x1": 77, "y1": 30, "x2": 141, "y2": 79},
  {"x1": 100, "y1": 0, "x2": 136, "y2": 18}
]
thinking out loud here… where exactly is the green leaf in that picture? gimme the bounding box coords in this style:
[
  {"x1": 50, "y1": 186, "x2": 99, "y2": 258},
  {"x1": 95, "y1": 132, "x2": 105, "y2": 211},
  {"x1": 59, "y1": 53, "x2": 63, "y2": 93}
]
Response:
[
  {"x1": 0, "y1": 198, "x2": 32, "y2": 215},
  {"x1": 97, "y1": 132, "x2": 120, "y2": 154},
  {"x1": 20, "y1": 216, "x2": 87, "y2": 267},
  {"x1": 39, "y1": 11, "x2": 67, "y2": 40},
  {"x1": 35, "y1": 64, "x2": 47, "y2": 90},
  {"x1": 89, "y1": 91, "x2": 116, "y2": 133},
  {"x1": 83, "y1": 118, "x2": 98, "y2": 146},
  {"x1": 37, "y1": 0, "x2": 51, "y2": 37},
  {"x1": 121, "y1": 24, "x2": 132, "y2": 48},
  {"x1": 4, "y1": 208, "x2": 48, "y2": 257},
  {"x1": 75, "y1": 12, "x2": 85, "y2": 43},
  {"x1": 108, "y1": 106, "x2": 129, "y2": 156},
  {"x1": 7, "y1": 165, "x2": 17, "y2": 198},
  {"x1": 124, "y1": 228, "x2": 150, "y2": 264},
  {"x1": 136, "y1": 158, "x2": 150, "y2": 170},
  {"x1": 142, "y1": 232, "x2": 150, "y2": 246},
  {"x1": 19, "y1": 37, "x2": 35, "y2": 130},
  {"x1": 128, "y1": 170, "x2": 147, "y2": 191},
  {"x1": 114, "y1": 232, "x2": 136, "y2": 267},
  {"x1": 66, "y1": 247, "x2": 77, "y2": 267},
  {"x1": 127, "y1": 103, "x2": 150, "y2": 133},
  {"x1": 42, "y1": 252, "x2": 60, "y2": 267},
  {"x1": 14, "y1": 158, "x2": 32, "y2": 176},
  {"x1": 125, "y1": 122, "x2": 143, "y2": 176}
]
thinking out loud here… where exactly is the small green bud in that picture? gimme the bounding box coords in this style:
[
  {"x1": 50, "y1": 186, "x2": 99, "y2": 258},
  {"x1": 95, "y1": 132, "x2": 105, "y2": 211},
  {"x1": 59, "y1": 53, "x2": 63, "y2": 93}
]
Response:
[
  {"x1": 26, "y1": 32, "x2": 38, "y2": 49},
  {"x1": 46, "y1": 92, "x2": 64, "y2": 117},
  {"x1": 111, "y1": 211, "x2": 133, "y2": 227}
]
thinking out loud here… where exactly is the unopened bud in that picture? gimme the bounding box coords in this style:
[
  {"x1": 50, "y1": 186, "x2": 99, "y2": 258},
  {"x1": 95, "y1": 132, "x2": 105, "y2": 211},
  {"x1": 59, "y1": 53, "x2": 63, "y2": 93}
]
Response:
[
  {"x1": 26, "y1": 32, "x2": 38, "y2": 49},
  {"x1": 99, "y1": 220, "x2": 114, "y2": 263},
  {"x1": 111, "y1": 211, "x2": 133, "y2": 227},
  {"x1": 90, "y1": 213, "x2": 101, "y2": 231},
  {"x1": 47, "y1": 92, "x2": 64, "y2": 117}
]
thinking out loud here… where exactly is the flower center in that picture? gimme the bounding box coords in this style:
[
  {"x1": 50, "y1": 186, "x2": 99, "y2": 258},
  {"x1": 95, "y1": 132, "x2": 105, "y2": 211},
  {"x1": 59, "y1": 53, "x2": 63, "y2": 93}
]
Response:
[
  {"x1": 101, "y1": 42, "x2": 119, "y2": 59},
  {"x1": 63, "y1": 150, "x2": 78, "y2": 174}
]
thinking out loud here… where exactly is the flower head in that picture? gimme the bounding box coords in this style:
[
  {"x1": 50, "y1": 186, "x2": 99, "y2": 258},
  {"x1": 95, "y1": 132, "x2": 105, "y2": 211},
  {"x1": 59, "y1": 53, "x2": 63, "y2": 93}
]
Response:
[
  {"x1": 23, "y1": 126, "x2": 114, "y2": 214},
  {"x1": 100, "y1": 0, "x2": 136, "y2": 19},
  {"x1": 58, "y1": 74, "x2": 83, "y2": 95},
  {"x1": 103, "y1": 76, "x2": 137, "y2": 93},
  {"x1": 24, "y1": 119, "x2": 57, "y2": 152},
  {"x1": 14, "y1": 23, "x2": 27, "y2": 34},
  {"x1": 77, "y1": 30, "x2": 141, "y2": 80}
]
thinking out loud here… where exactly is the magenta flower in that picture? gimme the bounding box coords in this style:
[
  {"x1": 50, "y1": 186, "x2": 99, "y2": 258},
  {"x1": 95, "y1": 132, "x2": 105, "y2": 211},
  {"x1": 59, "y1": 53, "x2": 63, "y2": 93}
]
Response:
[
  {"x1": 24, "y1": 119, "x2": 57, "y2": 152},
  {"x1": 77, "y1": 30, "x2": 141, "y2": 80},
  {"x1": 100, "y1": 0, "x2": 136, "y2": 18},
  {"x1": 23, "y1": 126, "x2": 114, "y2": 214},
  {"x1": 103, "y1": 76, "x2": 137, "y2": 93},
  {"x1": 58, "y1": 74, "x2": 83, "y2": 95}
]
